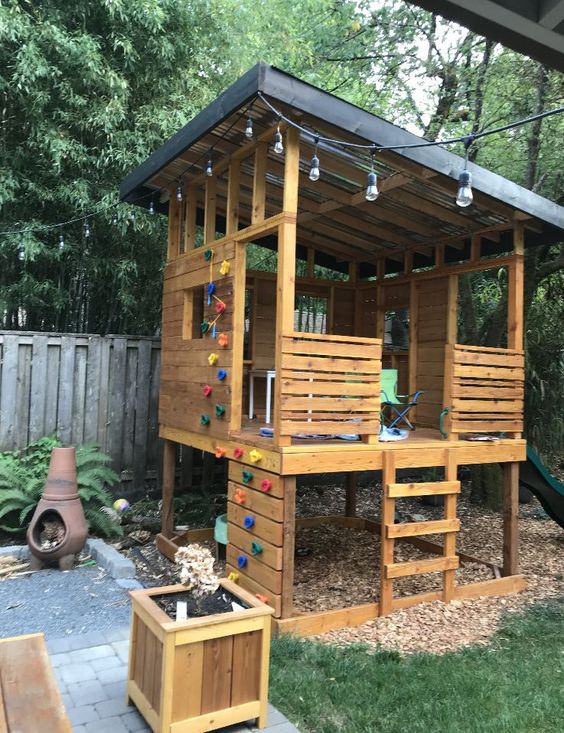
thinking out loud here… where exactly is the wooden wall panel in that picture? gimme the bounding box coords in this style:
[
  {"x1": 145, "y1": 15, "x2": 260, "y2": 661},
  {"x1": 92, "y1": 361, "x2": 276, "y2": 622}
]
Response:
[
  {"x1": 160, "y1": 240, "x2": 239, "y2": 440},
  {"x1": 415, "y1": 277, "x2": 451, "y2": 427}
]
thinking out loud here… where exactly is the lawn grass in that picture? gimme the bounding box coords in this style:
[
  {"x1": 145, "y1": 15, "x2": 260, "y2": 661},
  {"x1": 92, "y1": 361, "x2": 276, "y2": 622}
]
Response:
[{"x1": 269, "y1": 597, "x2": 564, "y2": 733}]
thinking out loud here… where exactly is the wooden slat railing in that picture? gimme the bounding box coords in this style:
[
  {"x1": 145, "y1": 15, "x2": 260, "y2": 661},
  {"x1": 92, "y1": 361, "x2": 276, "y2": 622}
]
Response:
[
  {"x1": 278, "y1": 332, "x2": 382, "y2": 439},
  {"x1": 446, "y1": 344, "x2": 524, "y2": 433}
]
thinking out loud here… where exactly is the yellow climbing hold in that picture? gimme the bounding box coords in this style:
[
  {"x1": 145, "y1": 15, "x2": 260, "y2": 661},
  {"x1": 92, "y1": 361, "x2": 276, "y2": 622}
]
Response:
[
  {"x1": 249, "y1": 449, "x2": 262, "y2": 464},
  {"x1": 208, "y1": 352, "x2": 219, "y2": 366},
  {"x1": 228, "y1": 571, "x2": 240, "y2": 583},
  {"x1": 219, "y1": 259, "x2": 231, "y2": 276}
]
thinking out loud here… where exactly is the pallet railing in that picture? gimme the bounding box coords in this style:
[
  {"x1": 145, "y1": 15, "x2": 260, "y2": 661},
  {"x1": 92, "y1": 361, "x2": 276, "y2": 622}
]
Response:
[
  {"x1": 445, "y1": 344, "x2": 524, "y2": 434},
  {"x1": 277, "y1": 332, "x2": 382, "y2": 443}
]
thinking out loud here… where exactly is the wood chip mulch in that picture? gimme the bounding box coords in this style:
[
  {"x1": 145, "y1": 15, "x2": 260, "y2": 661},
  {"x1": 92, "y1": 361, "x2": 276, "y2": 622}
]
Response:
[{"x1": 123, "y1": 474, "x2": 564, "y2": 655}]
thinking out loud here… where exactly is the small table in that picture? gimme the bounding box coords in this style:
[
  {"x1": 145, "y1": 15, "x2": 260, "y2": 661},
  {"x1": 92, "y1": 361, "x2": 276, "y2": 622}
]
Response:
[{"x1": 249, "y1": 369, "x2": 276, "y2": 424}]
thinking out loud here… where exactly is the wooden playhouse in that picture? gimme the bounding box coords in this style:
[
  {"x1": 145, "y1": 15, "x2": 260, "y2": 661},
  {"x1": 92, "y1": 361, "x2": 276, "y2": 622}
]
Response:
[{"x1": 120, "y1": 63, "x2": 564, "y2": 634}]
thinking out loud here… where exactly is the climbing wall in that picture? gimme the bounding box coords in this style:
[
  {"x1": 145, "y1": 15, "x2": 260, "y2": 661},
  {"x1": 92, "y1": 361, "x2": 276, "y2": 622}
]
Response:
[{"x1": 225, "y1": 461, "x2": 295, "y2": 618}]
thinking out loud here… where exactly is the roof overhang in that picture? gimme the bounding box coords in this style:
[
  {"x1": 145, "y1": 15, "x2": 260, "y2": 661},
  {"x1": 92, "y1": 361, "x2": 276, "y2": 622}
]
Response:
[
  {"x1": 406, "y1": 0, "x2": 564, "y2": 73},
  {"x1": 120, "y1": 63, "x2": 564, "y2": 262}
]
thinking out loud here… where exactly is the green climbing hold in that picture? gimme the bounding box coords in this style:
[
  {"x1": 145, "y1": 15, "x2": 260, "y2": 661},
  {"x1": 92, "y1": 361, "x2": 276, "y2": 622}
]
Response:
[
  {"x1": 200, "y1": 321, "x2": 210, "y2": 334},
  {"x1": 242, "y1": 470, "x2": 253, "y2": 484},
  {"x1": 251, "y1": 541, "x2": 263, "y2": 556},
  {"x1": 204, "y1": 248, "x2": 213, "y2": 261},
  {"x1": 215, "y1": 404, "x2": 226, "y2": 418},
  {"x1": 200, "y1": 414, "x2": 211, "y2": 426}
]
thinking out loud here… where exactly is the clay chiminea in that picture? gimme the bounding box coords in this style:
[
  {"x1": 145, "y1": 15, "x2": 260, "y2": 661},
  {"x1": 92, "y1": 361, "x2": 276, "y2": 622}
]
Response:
[{"x1": 27, "y1": 447, "x2": 88, "y2": 570}]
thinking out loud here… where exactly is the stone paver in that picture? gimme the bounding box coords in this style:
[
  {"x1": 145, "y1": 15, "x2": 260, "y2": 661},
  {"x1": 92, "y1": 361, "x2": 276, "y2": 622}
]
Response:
[{"x1": 47, "y1": 627, "x2": 301, "y2": 733}]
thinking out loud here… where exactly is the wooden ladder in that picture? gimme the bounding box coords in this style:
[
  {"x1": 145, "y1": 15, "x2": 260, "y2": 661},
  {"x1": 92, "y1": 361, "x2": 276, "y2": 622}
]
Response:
[{"x1": 380, "y1": 450, "x2": 460, "y2": 615}]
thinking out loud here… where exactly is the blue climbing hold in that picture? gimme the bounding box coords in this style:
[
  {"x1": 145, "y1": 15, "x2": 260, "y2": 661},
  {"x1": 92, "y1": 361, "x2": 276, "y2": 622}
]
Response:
[
  {"x1": 243, "y1": 516, "x2": 255, "y2": 529},
  {"x1": 217, "y1": 369, "x2": 227, "y2": 381},
  {"x1": 237, "y1": 555, "x2": 247, "y2": 568}
]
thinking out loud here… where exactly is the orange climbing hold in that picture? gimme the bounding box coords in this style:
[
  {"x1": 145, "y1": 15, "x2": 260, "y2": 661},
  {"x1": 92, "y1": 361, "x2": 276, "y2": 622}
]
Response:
[
  {"x1": 234, "y1": 488, "x2": 246, "y2": 504},
  {"x1": 215, "y1": 446, "x2": 226, "y2": 459},
  {"x1": 255, "y1": 593, "x2": 269, "y2": 604}
]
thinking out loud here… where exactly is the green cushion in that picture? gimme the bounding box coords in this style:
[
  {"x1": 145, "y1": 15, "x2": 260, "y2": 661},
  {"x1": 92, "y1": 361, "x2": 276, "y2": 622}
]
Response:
[{"x1": 381, "y1": 369, "x2": 399, "y2": 404}]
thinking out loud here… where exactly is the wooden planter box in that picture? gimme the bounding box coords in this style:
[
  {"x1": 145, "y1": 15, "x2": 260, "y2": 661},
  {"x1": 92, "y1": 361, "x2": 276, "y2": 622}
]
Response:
[{"x1": 127, "y1": 580, "x2": 274, "y2": 733}]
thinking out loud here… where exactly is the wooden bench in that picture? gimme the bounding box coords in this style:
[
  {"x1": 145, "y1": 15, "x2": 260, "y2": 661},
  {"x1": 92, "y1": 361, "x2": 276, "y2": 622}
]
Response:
[{"x1": 0, "y1": 633, "x2": 72, "y2": 732}]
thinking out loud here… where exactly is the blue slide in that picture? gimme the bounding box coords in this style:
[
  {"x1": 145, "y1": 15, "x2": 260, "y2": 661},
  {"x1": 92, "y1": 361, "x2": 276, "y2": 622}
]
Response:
[{"x1": 519, "y1": 447, "x2": 564, "y2": 530}]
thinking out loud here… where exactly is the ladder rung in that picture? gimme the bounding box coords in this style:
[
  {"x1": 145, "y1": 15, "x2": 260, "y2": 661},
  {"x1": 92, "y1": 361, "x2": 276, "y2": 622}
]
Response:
[
  {"x1": 385, "y1": 556, "x2": 459, "y2": 579},
  {"x1": 387, "y1": 481, "x2": 460, "y2": 498},
  {"x1": 386, "y1": 518, "x2": 460, "y2": 539}
]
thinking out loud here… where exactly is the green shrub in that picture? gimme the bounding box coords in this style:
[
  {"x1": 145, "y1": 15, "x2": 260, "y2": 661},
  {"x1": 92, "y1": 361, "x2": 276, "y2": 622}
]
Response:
[{"x1": 0, "y1": 437, "x2": 123, "y2": 538}]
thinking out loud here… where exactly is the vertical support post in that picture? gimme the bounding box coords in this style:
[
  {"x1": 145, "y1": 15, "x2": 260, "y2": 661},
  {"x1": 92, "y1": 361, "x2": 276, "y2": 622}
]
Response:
[
  {"x1": 204, "y1": 175, "x2": 217, "y2": 245},
  {"x1": 443, "y1": 449, "x2": 458, "y2": 601},
  {"x1": 274, "y1": 126, "x2": 300, "y2": 448},
  {"x1": 230, "y1": 242, "x2": 247, "y2": 434},
  {"x1": 161, "y1": 439, "x2": 176, "y2": 538},
  {"x1": 443, "y1": 274, "x2": 459, "y2": 440},
  {"x1": 508, "y1": 221, "x2": 525, "y2": 438},
  {"x1": 281, "y1": 476, "x2": 296, "y2": 618},
  {"x1": 435, "y1": 244, "x2": 445, "y2": 268},
  {"x1": 502, "y1": 462, "x2": 519, "y2": 576},
  {"x1": 167, "y1": 195, "x2": 181, "y2": 261},
  {"x1": 184, "y1": 185, "x2": 197, "y2": 252},
  {"x1": 408, "y1": 278, "x2": 419, "y2": 414},
  {"x1": 470, "y1": 234, "x2": 481, "y2": 261},
  {"x1": 226, "y1": 160, "x2": 240, "y2": 236},
  {"x1": 252, "y1": 142, "x2": 267, "y2": 224},
  {"x1": 404, "y1": 250, "x2": 413, "y2": 275},
  {"x1": 307, "y1": 247, "x2": 315, "y2": 278},
  {"x1": 376, "y1": 259, "x2": 386, "y2": 342},
  {"x1": 379, "y1": 452, "x2": 396, "y2": 616},
  {"x1": 345, "y1": 472, "x2": 357, "y2": 517}
]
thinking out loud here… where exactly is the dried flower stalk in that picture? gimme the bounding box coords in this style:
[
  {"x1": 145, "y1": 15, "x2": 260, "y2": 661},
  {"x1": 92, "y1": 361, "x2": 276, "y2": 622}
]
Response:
[{"x1": 174, "y1": 544, "x2": 219, "y2": 598}]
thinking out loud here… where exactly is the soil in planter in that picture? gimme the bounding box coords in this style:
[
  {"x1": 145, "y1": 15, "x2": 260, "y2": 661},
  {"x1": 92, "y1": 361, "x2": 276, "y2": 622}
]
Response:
[{"x1": 153, "y1": 587, "x2": 249, "y2": 621}]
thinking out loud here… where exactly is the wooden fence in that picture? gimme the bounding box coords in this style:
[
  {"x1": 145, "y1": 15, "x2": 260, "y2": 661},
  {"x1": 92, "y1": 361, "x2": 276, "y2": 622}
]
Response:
[{"x1": 0, "y1": 331, "x2": 163, "y2": 496}]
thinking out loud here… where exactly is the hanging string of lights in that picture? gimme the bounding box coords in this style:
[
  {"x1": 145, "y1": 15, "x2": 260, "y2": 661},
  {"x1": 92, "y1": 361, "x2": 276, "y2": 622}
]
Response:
[
  {"x1": 256, "y1": 91, "x2": 564, "y2": 207},
  {"x1": 2, "y1": 93, "x2": 563, "y2": 253}
]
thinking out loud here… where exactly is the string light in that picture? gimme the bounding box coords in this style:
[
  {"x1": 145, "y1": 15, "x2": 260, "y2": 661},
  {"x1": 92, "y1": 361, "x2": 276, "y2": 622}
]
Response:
[
  {"x1": 309, "y1": 137, "x2": 320, "y2": 182},
  {"x1": 273, "y1": 121, "x2": 284, "y2": 154},
  {"x1": 245, "y1": 117, "x2": 254, "y2": 139},
  {"x1": 365, "y1": 147, "x2": 379, "y2": 202},
  {"x1": 17, "y1": 244, "x2": 25, "y2": 262},
  {"x1": 206, "y1": 158, "x2": 213, "y2": 177},
  {"x1": 111, "y1": 212, "x2": 118, "y2": 225},
  {"x1": 456, "y1": 136, "x2": 474, "y2": 208},
  {"x1": 149, "y1": 198, "x2": 155, "y2": 215},
  {"x1": 58, "y1": 231, "x2": 65, "y2": 251},
  {"x1": 83, "y1": 219, "x2": 91, "y2": 238},
  {"x1": 176, "y1": 180, "x2": 183, "y2": 202}
]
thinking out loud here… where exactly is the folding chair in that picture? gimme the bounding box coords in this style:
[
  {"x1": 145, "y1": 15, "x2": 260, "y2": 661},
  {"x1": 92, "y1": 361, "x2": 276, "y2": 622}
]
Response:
[{"x1": 380, "y1": 368, "x2": 424, "y2": 431}]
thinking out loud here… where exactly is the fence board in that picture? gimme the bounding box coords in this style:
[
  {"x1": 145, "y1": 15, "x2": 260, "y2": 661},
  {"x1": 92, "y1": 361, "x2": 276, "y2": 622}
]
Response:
[{"x1": 0, "y1": 331, "x2": 162, "y2": 496}]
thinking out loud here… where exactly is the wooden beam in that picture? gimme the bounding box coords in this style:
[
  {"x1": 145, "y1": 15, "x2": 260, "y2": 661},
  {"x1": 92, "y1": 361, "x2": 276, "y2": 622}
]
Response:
[
  {"x1": 281, "y1": 476, "x2": 296, "y2": 618},
  {"x1": 167, "y1": 195, "x2": 181, "y2": 261},
  {"x1": 230, "y1": 242, "x2": 246, "y2": 435},
  {"x1": 203, "y1": 175, "x2": 217, "y2": 245},
  {"x1": 226, "y1": 160, "x2": 240, "y2": 235},
  {"x1": 502, "y1": 462, "x2": 519, "y2": 576},
  {"x1": 443, "y1": 451, "x2": 458, "y2": 602},
  {"x1": 161, "y1": 440, "x2": 175, "y2": 538},
  {"x1": 252, "y1": 142, "x2": 268, "y2": 224},
  {"x1": 345, "y1": 473, "x2": 357, "y2": 517},
  {"x1": 183, "y1": 185, "x2": 197, "y2": 252},
  {"x1": 379, "y1": 452, "x2": 396, "y2": 616}
]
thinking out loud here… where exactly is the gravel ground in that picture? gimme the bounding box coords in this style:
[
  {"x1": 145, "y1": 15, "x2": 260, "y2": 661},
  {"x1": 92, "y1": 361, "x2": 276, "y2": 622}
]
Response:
[{"x1": 0, "y1": 566, "x2": 133, "y2": 640}]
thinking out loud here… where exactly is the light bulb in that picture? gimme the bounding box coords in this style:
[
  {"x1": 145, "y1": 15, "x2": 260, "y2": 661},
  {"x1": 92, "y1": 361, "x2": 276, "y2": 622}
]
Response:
[
  {"x1": 456, "y1": 170, "x2": 473, "y2": 207},
  {"x1": 149, "y1": 198, "x2": 155, "y2": 215},
  {"x1": 18, "y1": 245, "x2": 25, "y2": 262},
  {"x1": 309, "y1": 154, "x2": 320, "y2": 182},
  {"x1": 273, "y1": 128, "x2": 284, "y2": 154},
  {"x1": 58, "y1": 232, "x2": 64, "y2": 251},
  {"x1": 83, "y1": 220, "x2": 91, "y2": 238},
  {"x1": 111, "y1": 213, "x2": 118, "y2": 225},
  {"x1": 176, "y1": 183, "x2": 183, "y2": 202},
  {"x1": 206, "y1": 159, "x2": 213, "y2": 177},
  {"x1": 365, "y1": 171, "x2": 379, "y2": 202},
  {"x1": 245, "y1": 117, "x2": 253, "y2": 139},
  {"x1": 129, "y1": 211, "x2": 136, "y2": 223}
]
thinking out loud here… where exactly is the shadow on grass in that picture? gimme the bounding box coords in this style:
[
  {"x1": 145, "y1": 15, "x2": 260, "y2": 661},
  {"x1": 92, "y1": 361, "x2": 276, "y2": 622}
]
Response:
[{"x1": 269, "y1": 597, "x2": 564, "y2": 733}]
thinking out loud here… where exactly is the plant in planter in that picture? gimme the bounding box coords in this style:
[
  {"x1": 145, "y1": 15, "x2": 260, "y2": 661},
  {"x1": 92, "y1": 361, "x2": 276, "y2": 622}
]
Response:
[{"x1": 127, "y1": 544, "x2": 274, "y2": 733}]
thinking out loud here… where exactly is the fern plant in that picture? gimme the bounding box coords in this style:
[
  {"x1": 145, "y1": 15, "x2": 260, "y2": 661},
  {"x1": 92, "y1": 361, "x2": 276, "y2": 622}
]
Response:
[{"x1": 0, "y1": 438, "x2": 123, "y2": 538}]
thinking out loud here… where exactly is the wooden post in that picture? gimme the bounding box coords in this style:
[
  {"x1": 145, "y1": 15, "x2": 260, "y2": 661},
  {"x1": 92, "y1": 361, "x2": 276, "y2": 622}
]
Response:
[
  {"x1": 252, "y1": 142, "x2": 267, "y2": 224},
  {"x1": 508, "y1": 221, "x2": 525, "y2": 438},
  {"x1": 167, "y1": 195, "x2": 181, "y2": 261},
  {"x1": 204, "y1": 176, "x2": 217, "y2": 245},
  {"x1": 273, "y1": 126, "x2": 300, "y2": 447},
  {"x1": 184, "y1": 185, "x2": 197, "y2": 252},
  {"x1": 226, "y1": 161, "x2": 240, "y2": 236},
  {"x1": 161, "y1": 439, "x2": 176, "y2": 538},
  {"x1": 230, "y1": 242, "x2": 247, "y2": 434},
  {"x1": 281, "y1": 476, "x2": 297, "y2": 619},
  {"x1": 345, "y1": 473, "x2": 357, "y2": 517},
  {"x1": 376, "y1": 259, "x2": 386, "y2": 342},
  {"x1": 379, "y1": 452, "x2": 396, "y2": 615},
  {"x1": 443, "y1": 450, "x2": 458, "y2": 601},
  {"x1": 502, "y1": 462, "x2": 519, "y2": 576}
]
